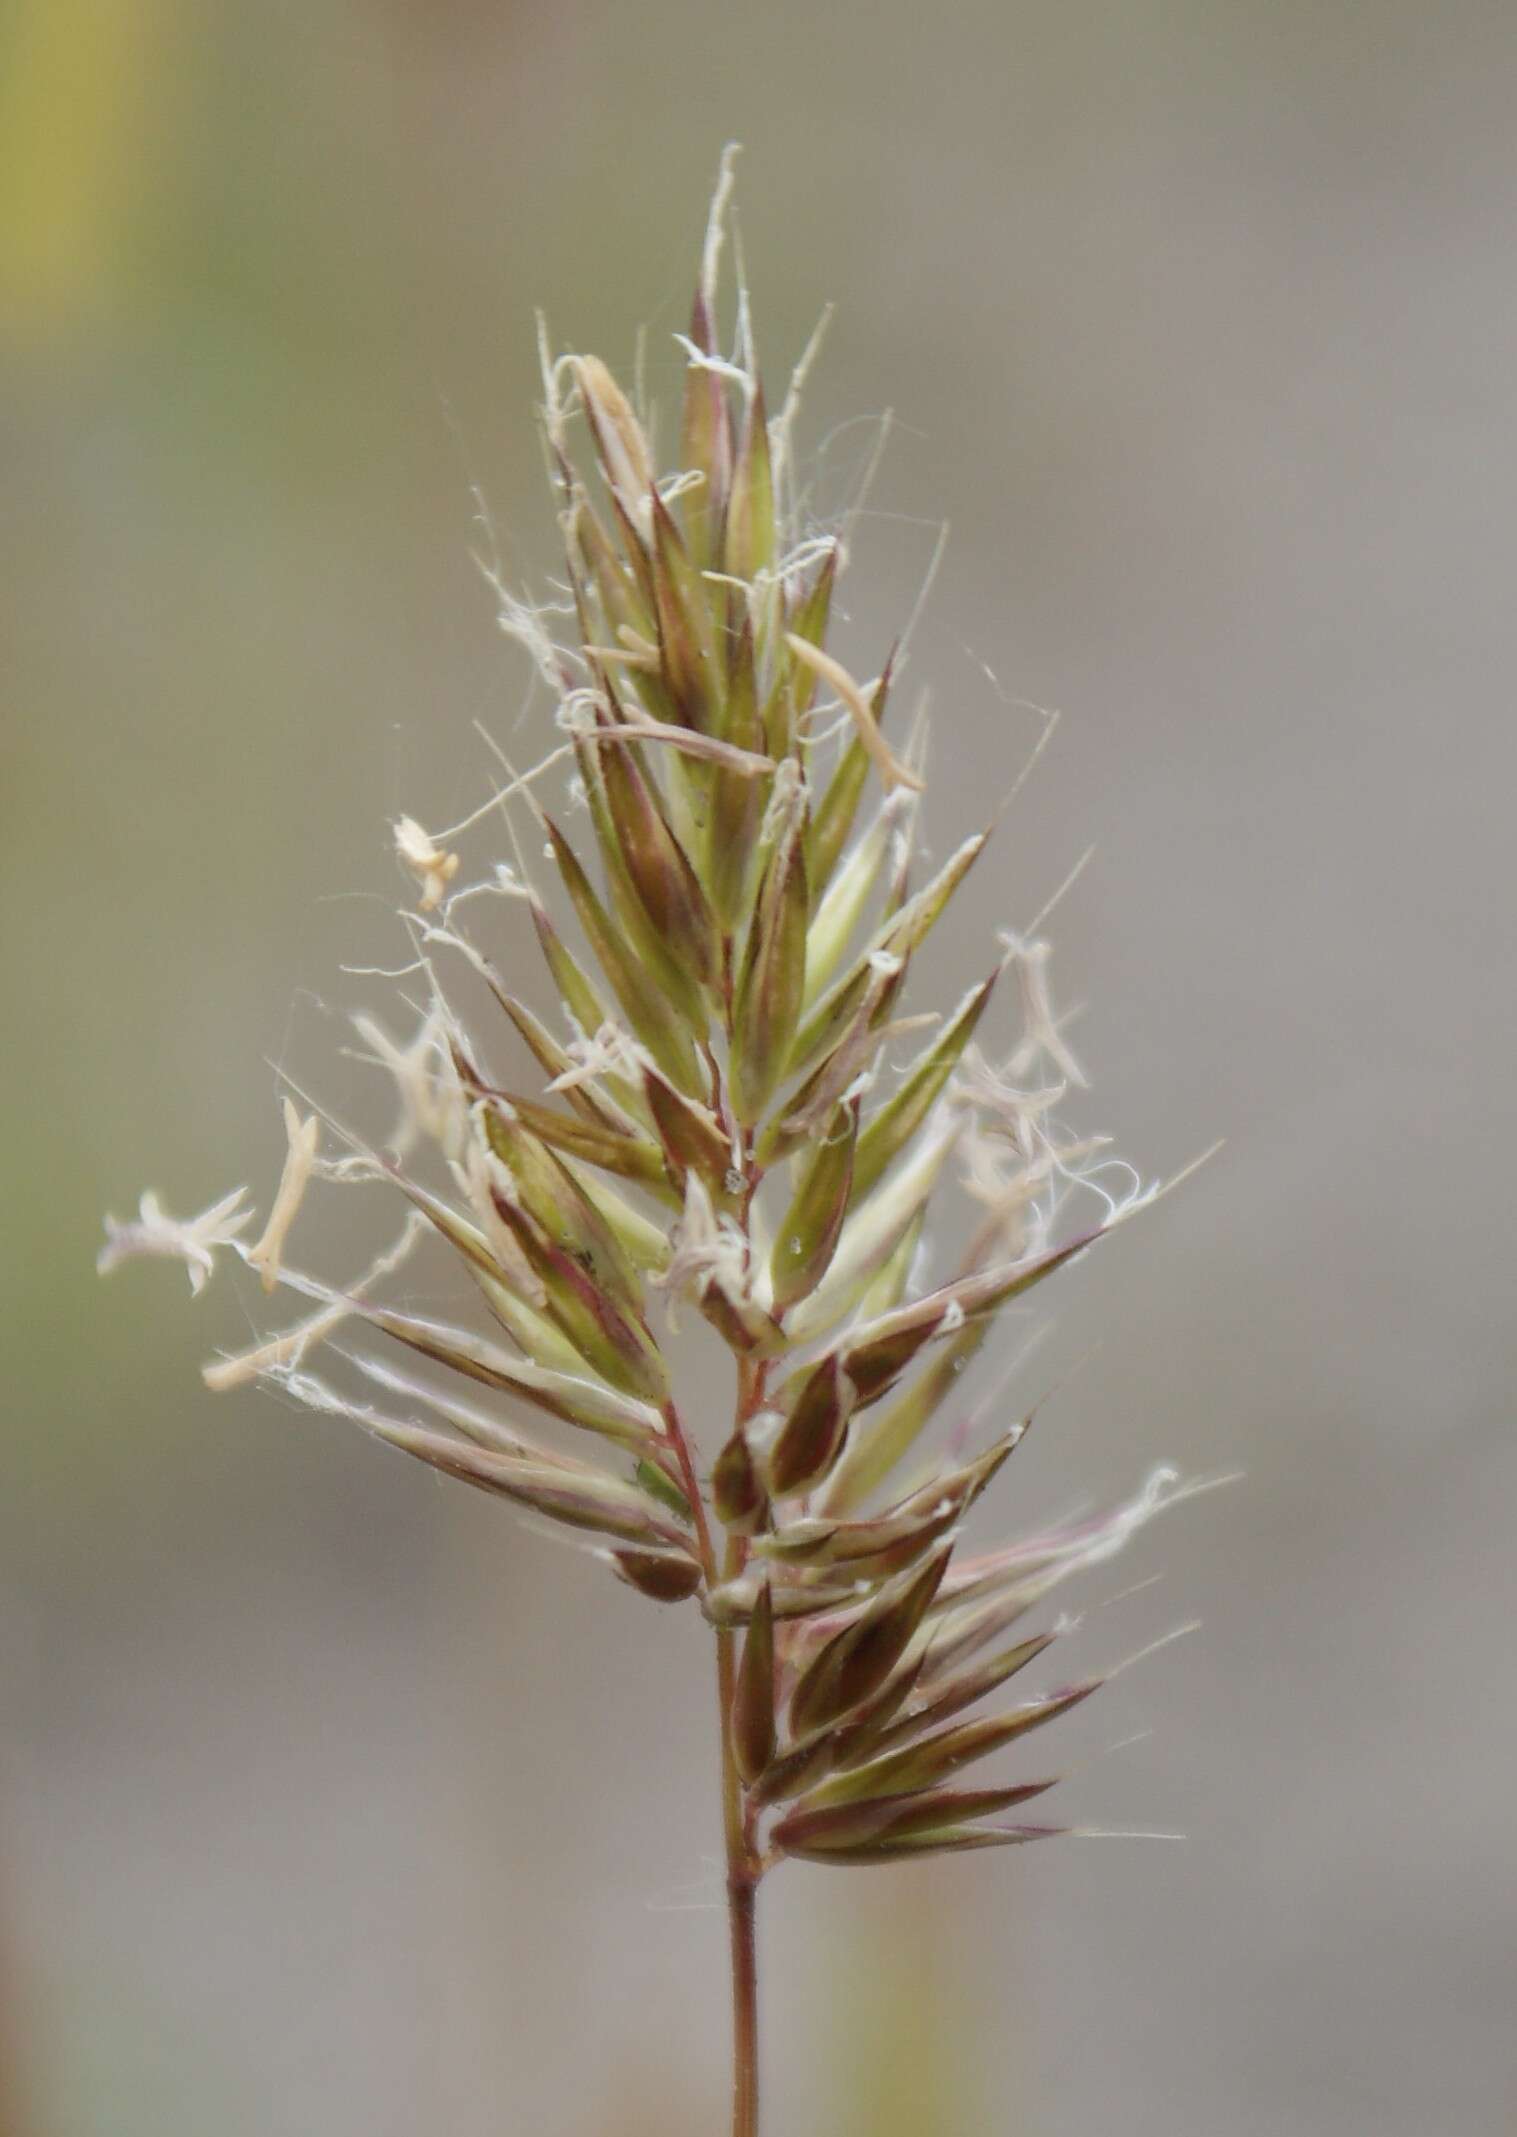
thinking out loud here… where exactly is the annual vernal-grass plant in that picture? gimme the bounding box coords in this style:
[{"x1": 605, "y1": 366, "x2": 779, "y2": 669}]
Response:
[{"x1": 100, "y1": 151, "x2": 1210, "y2": 2136}]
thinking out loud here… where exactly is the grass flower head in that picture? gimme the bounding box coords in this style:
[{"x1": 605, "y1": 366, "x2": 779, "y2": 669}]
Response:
[{"x1": 100, "y1": 148, "x2": 1210, "y2": 2136}]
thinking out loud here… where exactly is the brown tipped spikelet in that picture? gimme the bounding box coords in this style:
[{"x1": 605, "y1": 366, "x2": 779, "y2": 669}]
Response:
[{"x1": 99, "y1": 147, "x2": 1209, "y2": 2135}]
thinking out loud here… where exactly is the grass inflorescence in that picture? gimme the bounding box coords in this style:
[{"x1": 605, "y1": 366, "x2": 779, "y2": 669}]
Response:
[{"x1": 99, "y1": 148, "x2": 1208, "y2": 2137}]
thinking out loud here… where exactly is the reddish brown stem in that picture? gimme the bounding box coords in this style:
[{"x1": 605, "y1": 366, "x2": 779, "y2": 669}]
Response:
[{"x1": 726, "y1": 1846, "x2": 760, "y2": 2137}]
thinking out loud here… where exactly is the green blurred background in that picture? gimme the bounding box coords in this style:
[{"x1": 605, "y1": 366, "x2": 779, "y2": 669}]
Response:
[{"x1": 3, "y1": 1, "x2": 1514, "y2": 2131}]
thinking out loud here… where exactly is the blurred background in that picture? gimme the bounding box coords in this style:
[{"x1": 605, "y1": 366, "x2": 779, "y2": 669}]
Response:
[{"x1": 3, "y1": 1, "x2": 1515, "y2": 2131}]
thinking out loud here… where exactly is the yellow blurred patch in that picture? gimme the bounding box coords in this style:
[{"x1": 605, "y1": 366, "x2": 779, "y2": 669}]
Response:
[{"x1": 0, "y1": 0, "x2": 164, "y2": 336}]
